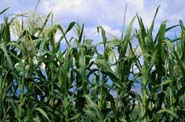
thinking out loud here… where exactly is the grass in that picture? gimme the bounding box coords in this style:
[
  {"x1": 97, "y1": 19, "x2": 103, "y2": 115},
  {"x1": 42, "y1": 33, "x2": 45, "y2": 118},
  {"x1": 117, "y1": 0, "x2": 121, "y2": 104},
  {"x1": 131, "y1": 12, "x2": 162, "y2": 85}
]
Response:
[{"x1": 0, "y1": 6, "x2": 185, "y2": 122}]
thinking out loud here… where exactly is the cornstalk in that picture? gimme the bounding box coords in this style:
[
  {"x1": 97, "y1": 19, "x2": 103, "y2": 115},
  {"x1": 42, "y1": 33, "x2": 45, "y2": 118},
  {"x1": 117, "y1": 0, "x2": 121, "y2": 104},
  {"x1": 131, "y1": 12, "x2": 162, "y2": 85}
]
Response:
[
  {"x1": 18, "y1": 68, "x2": 25, "y2": 122},
  {"x1": 142, "y1": 64, "x2": 148, "y2": 122}
]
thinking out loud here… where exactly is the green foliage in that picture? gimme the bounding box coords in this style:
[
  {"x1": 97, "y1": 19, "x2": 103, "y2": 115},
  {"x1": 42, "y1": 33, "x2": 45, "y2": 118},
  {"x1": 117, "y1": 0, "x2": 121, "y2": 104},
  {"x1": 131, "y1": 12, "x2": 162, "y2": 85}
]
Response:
[{"x1": 0, "y1": 7, "x2": 185, "y2": 122}]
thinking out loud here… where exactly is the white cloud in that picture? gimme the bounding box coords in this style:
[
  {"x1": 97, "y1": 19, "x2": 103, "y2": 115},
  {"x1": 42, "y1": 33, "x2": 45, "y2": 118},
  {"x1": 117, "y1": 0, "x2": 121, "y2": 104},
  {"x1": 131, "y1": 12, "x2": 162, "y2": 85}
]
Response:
[
  {"x1": 42, "y1": 0, "x2": 174, "y2": 32},
  {"x1": 42, "y1": 1, "x2": 127, "y2": 47},
  {"x1": 85, "y1": 25, "x2": 121, "y2": 38},
  {"x1": 42, "y1": 0, "x2": 146, "y2": 27},
  {"x1": 101, "y1": 25, "x2": 121, "y2": 37},
  {"x1": 43, "y1": 0, "x2": 92, "y2": 19},
  {"x1": 125, "y1": 0, "x2": 144, "y2": 11},
  {"x1": 1, "y1": 0, "x2": 185, "y2": 30},
  {"x1": 40, "y1": 0, "x2": 185, "y2": 35},
  {"x1": 158, "y1": 0, "x2": 185, "y2": 24},
  {"x1": 44, "y1": 0, "x2": 87, "y2": 15}
]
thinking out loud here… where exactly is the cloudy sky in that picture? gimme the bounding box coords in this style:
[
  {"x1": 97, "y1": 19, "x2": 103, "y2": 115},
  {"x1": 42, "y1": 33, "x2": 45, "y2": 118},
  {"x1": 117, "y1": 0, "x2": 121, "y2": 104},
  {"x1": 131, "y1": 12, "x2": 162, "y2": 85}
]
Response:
[{"x1": 0, "y1": 0, "x2": 184, "y2": 38}]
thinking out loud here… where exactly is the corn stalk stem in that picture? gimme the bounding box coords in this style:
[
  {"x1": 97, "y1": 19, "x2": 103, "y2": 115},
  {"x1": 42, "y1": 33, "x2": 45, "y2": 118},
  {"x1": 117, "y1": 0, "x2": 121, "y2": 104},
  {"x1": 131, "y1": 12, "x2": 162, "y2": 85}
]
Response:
[{"x1": 142, "y1": 64, "x2": 148, "y2": 122}]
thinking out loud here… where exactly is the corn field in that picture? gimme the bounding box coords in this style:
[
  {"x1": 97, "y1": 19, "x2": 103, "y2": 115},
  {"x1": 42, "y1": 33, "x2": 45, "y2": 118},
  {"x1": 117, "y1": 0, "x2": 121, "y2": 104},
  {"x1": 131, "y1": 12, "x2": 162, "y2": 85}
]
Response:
[{"x1": 0, "y1": 7, "x2": 185, "y2": 122}]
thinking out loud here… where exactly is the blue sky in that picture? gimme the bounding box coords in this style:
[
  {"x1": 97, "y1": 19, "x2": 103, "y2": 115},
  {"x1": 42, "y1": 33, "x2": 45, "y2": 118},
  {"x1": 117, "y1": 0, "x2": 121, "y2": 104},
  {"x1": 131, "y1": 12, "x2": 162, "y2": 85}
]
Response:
[{"x1": 0, "y1": 0, "x2": 184, "y2": 39}]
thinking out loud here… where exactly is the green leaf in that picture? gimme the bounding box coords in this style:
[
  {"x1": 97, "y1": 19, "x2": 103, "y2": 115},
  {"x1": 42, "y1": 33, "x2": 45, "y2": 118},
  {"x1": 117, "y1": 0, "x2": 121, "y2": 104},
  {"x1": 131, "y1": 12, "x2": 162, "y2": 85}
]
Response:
[
  {"x1": 148, "y1": 5, "x2": 159, "y2": 35},
  {"x1": 97, "y1": 26, "x2": 107, "y2": 48},
  {"x1": 78, "y1": 24, "x2": 84, "y2": 44},
  {"x1": 156, "y1": 80, "x2": 173, "y2": 87},
  {"x1": 33, "y1": 116, "x2": 41, "y2": 122},
  {"x1": 177, "y1": 86, "x2": 185, "y2": 97},
  {"x1": 157, "y1": 108, "x2": 178, "y2": 118},
  {"x1": 0, "y1": 7, "x2": 9, "y2": 15},
  {"x1": 155, "y1": 20, "x2": 167, "y2": 44},
  {"x1": 38, "y1": 12, "x2": 52, "y2": 36},
  {"x1": 0, "y1": 43, "x2": 13, "y2": 70},
  {"x1": 84, "y1": 95, "x2": 103, "y2": 121},
  {"x1": 35, "y1": 108, "x2": 51, "y2": 122},
  {"x1": 69, "y1": 113, "x2": 81, "y2": 121},
  {"x1": 65, "y1": 21, "x2": 76, "y2": 33},
  {"x1": 119, "y1": 16, "x2": 135, "y2": 57},
  {"x1": 95, "y1": 59, "x2": 119, "y2": 81}
]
